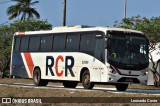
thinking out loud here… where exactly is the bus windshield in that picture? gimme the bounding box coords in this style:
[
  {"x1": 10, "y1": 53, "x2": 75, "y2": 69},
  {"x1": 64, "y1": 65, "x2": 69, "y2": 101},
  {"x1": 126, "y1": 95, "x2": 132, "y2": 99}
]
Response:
[{"x1": 107, "y1": 33, "x2": 149, "y2": 70}]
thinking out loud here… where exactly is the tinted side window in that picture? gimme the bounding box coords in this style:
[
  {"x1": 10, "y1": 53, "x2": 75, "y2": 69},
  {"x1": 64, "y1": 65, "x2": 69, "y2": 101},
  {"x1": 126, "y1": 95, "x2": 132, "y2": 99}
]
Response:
[
  {"x1": 14, "y1": 37, "x2": 21, "y2": 52},
  {"x1": 95, "y1": 38, "x2": 104, "y2": 61},
  {"x1": 40, "y1": 35, "x2": 53, "y2": 52},
  {"x1": 80, "y1": 34, "x2": 95, "y2": 54},
  {"x1": 66, "y1": 34, "x2": 80, "y2": 52},
  {"x1": 29, "y1": 36, "x2": 41, "y2": 52},
  {"x1": 20, "y1": 36, "x2": 29, "y2": 52},
  {"x1": 53, "y1": 35, "x2": 65, "y2": 52}
]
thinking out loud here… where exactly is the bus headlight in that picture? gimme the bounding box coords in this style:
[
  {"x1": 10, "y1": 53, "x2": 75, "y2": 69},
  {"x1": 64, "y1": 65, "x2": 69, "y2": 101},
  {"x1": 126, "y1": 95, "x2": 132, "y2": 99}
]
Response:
[
  {"x1": 141, "y1": 69, "x2": 148, "y2": 76},
  {"x1": 108, "y1": 66, "x2": 117, "y2": 74},
  {"x1": 109, "y1": 69, "x2": 117, "y2": 74}
]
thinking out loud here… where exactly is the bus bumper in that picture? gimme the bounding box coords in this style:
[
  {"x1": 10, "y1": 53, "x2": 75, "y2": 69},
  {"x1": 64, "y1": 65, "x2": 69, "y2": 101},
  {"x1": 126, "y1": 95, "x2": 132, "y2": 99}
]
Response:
[{"x1": 106, "y1": 73, "x2": 148, "y2": 85}]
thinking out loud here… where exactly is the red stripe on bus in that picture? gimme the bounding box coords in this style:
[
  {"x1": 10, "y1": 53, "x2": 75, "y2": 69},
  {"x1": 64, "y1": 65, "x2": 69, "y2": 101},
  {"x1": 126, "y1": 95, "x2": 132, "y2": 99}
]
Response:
[
  {"x1": 112, "y1": 66, "x2": 122, "y2": 74},
  {"x1": 24, "y1": 53, "x2": 34, "y2": 76},
  {"x1": 18, "y1": 32, "x2": 25, "y2": 36}
]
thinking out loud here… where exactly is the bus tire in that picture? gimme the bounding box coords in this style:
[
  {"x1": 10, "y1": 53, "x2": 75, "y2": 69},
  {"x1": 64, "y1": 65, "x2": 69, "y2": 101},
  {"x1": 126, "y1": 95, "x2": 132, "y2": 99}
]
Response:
[
  {"x1": 33, "y1": 68, "x2": 48, "y2": 86},
  {"x1": 115, "y1": 84, "x2": 128, "y2": 91},
  {"x1": 82, "y1": 70, "x2": 94, "y2": 89},
  {"x1": 63, "y1": 81, "x2": 78, "y2": 88}
]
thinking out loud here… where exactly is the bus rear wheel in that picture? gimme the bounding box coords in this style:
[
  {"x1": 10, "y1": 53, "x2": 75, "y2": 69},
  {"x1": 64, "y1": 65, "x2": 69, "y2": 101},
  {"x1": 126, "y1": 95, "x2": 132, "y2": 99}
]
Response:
[
  {"x1": 82, "y1": 70, "x2": 94, "y2": 89},
  {"x1": 115, "y1": 84, "x2": 128, "y2": 91},
  {"x1": 63, "y1": 81, "x2": 78, "y2": 88},
  {"x1": 33, "y1": 68, "x2": 48, "y2": 86}
]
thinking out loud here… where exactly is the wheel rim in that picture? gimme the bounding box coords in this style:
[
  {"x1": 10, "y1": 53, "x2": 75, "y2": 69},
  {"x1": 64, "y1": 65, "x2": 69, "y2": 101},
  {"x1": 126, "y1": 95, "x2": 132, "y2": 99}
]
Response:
[
  {"x1": 34, "y1": 72, "x2": 40, "y2": 83},
  {"x1": 84, "y1": 74, "x2": 90, "y2": 85}
]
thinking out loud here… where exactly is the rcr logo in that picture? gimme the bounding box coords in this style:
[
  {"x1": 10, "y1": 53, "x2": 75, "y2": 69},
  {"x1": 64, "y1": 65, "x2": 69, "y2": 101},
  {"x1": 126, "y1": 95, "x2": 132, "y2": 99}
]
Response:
[{"x1": 46, "y1": 55, "x2": 75, "y2": 77}]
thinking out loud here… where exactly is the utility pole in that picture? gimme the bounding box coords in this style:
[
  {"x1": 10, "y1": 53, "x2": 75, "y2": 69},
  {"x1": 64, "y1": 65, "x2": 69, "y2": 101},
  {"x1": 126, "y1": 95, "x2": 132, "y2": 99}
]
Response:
[
  {"x1": 63, "y1": 0, "x2": 66, "y2": 26},
  {"x1": 124, "y1": 0, "x2": 127, "y2": 18}
]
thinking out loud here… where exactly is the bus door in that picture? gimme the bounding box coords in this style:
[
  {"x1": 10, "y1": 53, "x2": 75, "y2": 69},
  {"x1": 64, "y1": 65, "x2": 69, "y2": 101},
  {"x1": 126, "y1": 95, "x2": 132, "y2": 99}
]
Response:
[{"x1": 92, "y1": 38, "x2": 104, "y2": 82}]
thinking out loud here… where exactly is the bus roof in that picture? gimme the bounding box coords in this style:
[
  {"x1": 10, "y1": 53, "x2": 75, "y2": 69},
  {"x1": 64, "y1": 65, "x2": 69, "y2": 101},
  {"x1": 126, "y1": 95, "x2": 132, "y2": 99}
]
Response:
[{"x1": 14, "y1": 25, "x2": 144, "y2": 36}]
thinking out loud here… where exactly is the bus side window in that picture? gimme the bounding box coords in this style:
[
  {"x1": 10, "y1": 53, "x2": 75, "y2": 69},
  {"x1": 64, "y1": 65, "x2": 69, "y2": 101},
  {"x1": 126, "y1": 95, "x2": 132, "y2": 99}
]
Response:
[
  {"x1": 80, "y1": 34, "x2": 95, "y2": 55},
  {"x1": 14, "y1": 37, "x2": 21, "y2": 52},
  {"x1": 66, "y1": 34, "x2": 80, "y2": 52},
  {"x1": 40, "y1": 35, "x2": 53, "y2": 52},
  {"x1": 94, "y1": 38, "x2": 104, "y2": 61},
  {"x1": 53, "y1": 35, "x2": 65, "y2": 52},
  {"x1": 20, "y1": 36, "x2": 29, "y2": 52},
  {"x1": 29, "y1": 36, "x2": 41, "y2": 52}
]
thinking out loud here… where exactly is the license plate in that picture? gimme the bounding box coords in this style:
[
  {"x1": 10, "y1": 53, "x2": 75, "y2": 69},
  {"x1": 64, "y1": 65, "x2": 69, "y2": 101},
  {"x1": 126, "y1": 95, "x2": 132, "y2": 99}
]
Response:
[{"x1": 126, "y1": 78, "x2": 133, "y2": 82}]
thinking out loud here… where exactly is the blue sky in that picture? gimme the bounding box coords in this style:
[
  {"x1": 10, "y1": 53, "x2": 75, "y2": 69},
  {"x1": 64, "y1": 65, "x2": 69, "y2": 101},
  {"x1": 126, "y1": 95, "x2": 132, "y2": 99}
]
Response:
[{"x1": 0, "y1": 0, "x2": 160, "y2": 27}]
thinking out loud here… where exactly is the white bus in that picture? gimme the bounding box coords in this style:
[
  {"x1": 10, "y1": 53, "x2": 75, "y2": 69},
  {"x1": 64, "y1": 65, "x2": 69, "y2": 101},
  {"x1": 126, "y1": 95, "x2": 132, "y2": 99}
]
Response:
[{"x1": 10, "y1": 25, "x2": 149, "y2": 91}]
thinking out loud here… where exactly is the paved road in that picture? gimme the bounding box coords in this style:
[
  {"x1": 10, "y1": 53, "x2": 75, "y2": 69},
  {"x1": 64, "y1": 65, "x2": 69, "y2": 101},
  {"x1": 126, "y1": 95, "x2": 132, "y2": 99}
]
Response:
[{"x1": 0, "y1": 83, "x2": 160, "y2": 95}]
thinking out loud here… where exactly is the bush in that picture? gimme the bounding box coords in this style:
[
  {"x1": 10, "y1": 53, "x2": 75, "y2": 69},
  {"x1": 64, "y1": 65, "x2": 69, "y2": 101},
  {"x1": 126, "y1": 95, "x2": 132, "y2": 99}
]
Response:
[{"x1": 0, "y1": 19, "x2": 52, "y2": 78}]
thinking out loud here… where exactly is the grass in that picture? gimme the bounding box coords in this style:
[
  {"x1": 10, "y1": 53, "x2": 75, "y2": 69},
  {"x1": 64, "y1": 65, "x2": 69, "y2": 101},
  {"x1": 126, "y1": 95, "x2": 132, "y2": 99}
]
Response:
[{"x1": 0, "y1": 78, "x2": 160, "y2": 106}]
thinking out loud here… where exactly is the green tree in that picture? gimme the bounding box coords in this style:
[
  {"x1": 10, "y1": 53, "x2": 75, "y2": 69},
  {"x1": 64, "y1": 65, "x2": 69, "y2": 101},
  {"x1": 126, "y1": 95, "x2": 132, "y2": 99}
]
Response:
[
  {"x1": 114, "y1": 16, "x2": 160, "y2": 43},
  {"x1": 0, "y1": 19, "x2": 52, "y2": 78},
  {"x1": 7, "y1": 0, "x2": 40, "y2": 20},
  {"x1": 114, "y1": 16, "x2": 160, "y2": 86},
  {"x1": 0, "y1": 37, "x2": 11, "y2": 78}
]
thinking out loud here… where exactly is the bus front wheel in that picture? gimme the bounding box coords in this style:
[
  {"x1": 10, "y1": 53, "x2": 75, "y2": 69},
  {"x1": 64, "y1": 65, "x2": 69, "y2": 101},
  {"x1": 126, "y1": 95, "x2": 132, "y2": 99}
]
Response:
[
  {"x1": 82, "y1": 70, "x2": 94, "y2": 89},
  {"x1": 115, "y1": 84, "x2": 128, "y2": 91},
  {"x1": 33, "y1": 68, "x2": 48, "y2": 86}
]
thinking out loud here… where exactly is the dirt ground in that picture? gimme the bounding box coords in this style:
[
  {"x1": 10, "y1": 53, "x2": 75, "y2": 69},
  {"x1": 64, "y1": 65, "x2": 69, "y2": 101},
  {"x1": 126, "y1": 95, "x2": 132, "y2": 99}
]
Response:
[{"x1": 0, "y1": 78, "x2": 160, "y2": 106}]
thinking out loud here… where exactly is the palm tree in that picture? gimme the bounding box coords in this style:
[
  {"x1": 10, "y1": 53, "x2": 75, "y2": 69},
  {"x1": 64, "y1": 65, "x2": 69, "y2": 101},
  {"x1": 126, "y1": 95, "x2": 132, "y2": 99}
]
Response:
[{"x1": 7, "y1": 0, "x2": 40, "y2": 20}]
